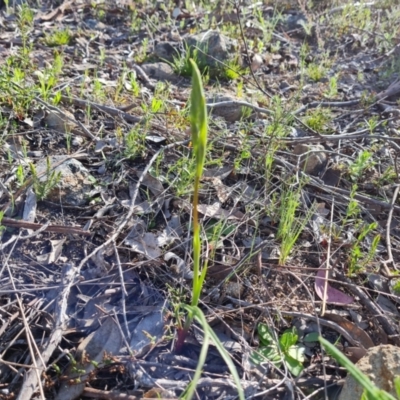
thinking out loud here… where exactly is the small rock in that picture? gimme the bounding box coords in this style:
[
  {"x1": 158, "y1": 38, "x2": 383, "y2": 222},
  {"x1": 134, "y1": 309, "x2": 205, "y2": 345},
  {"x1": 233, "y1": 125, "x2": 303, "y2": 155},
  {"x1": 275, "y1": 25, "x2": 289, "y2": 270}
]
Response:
[
  {"x1": 339, "y1": 345, "x2": 400, "y2": 400},
  {"x1": 250, "y1": 54, "x2": 263, "y2": 72},
  {"x1": 184, "y1": 30, "x2": 239, "y2": 69},
  {"x1": 292, "y1": 144, "x2": 327, "y2": 175},
  {"x1": 36, "y1": 156, "x2": 94, "y2": 206},
  {"x1": 140, "y1": 62, "x2": 179, "y2": 83},
  {"x1": 207, "y1": 94, "x2": 251, "y2": 122},
  {"x1": 45, "y1": 109, "x2": 76, "y2": 134},
  {"x1": 154, "y1": 41, "x2": 180, "y2": 62},
  {"x1": 284, "y1": 13, "x2": 308, "y2": 31}
]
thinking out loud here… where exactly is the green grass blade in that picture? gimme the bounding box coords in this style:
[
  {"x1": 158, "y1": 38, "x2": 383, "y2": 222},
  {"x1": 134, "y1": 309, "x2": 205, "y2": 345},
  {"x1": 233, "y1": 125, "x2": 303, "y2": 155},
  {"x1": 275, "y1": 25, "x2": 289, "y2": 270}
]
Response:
[{"x1": 183, "y1": 305, "x2": 245, "y2": 400}]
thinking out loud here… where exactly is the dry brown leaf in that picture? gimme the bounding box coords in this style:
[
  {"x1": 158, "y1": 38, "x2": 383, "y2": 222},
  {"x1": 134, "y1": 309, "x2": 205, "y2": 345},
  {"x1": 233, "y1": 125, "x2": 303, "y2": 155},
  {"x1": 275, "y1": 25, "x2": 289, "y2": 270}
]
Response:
[{"x1": 324, "y1": 312, "x2": 374, "y2": 350}]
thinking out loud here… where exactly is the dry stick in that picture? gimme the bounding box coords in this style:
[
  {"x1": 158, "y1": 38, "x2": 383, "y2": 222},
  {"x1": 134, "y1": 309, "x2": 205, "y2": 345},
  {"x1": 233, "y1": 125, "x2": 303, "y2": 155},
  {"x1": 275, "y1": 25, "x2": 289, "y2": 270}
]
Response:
[
  {"x1": 34, "y1": 96, "x2": 98, "y2": 141},
  {"x1": 1, "y1": 216, "x2": 91, "y2": 236},
  {"x1": 381, "y1": 184, "x2": 400, "y2": 275},
  {"x1": 206, "y1": 100, "x2": 273, "y2": 116},
  {"x1": 59, "y1": 95, "x2": 177, "y2": 137},
  {"x1": 83, "y1": 387, "x2": 177, "y2": 400},
  {"x1": 273, "y1": 156, "x2": 400, "y2": 214},
  {"x1": 293, "y1": 99, "x2": 361, "y2": 115},
  {"x1": 282, "y1": 129, "x2": 400, "y2": 144},
  {"x1": 334, "y1": 273, "x2": 400, "y2": 346},
  {"x1": 17, "y1": 263, "x2": 77, "y2": 400},
  {"x1": 321, "y1": 199, "x2": 335, "y2": 317},
  {"x1": 113, "y1": 240, "x2": 130, "y2": 341},
  {"x1": 219, "y1": 139, "x2": 400, "y2": 214}
]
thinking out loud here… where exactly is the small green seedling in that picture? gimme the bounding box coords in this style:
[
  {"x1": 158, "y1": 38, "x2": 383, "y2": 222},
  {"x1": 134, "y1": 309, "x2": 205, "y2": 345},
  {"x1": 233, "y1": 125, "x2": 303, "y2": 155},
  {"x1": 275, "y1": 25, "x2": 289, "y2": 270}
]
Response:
[
  {"x1": 349, "y1": 150, "x2": 375, "y2": 182},
  {"x1": 251, "y1": 324, "x2": 306, "y2": 377},
  {"x1": 29, "y1": 158, "x2": 62, "y2": 201},
  {"x1": 44, "y1": 28, "x2": 71, "y2": 47}
]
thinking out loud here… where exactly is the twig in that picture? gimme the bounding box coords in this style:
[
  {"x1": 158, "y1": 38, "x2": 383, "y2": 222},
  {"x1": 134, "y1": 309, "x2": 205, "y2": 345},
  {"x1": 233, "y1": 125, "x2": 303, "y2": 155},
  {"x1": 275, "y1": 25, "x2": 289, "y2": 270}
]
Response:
[
  {"x1": 293, "y1": 99, "x2": 361, "y2": 115},
  {"x1": 2, "y1": 217, "x2": 91, "y2": 236},
  {"x1": 83, "y1": 387, "x2": 176, "y2": 400},
  {"x1": 381, "y1": 184, "x2": 400, "y2": 275},
  {"x1": 34, "y1": 96, "x2": 97, "y2": 140},
  {"x1": 113, "y1": 240, "x2": 130, "y2": 341},
  {"x1": 207, "y1": 100, "x2": 273, "y2": 116},
  {"x1": 322, "y1": 200, "x2": 335, "y2": 316}
]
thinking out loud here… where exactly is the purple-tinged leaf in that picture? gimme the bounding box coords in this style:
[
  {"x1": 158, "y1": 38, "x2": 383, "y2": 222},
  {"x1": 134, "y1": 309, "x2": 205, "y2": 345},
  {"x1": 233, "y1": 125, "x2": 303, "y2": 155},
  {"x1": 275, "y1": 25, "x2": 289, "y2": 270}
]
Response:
[{"x1": 315, "y1": 267, "x2": 354, "y2": 304}]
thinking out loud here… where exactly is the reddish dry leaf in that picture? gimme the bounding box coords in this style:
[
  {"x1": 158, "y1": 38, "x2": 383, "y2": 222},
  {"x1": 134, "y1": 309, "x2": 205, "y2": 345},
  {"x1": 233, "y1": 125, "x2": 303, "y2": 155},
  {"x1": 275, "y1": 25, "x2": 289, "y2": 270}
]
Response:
[
  {"x1": 315, "y1": 267, "x2": 354, "y2": 305},
  {"x1": 324, "y1": 312, "x2": 374, "y2": 350}
]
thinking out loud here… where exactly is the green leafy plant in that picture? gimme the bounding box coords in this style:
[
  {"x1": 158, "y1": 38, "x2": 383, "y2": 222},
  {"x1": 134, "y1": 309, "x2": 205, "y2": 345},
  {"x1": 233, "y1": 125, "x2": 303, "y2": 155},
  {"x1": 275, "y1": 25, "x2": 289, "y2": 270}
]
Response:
[
  {"x1": 251, "y1": 324, "x2": 306, "y2": 377},
  {"x1": 175, "y1": 60, "x2": 244, "y2": 400},
  {"x1": 319, "y1": 336, "x2": 399, "y2": 400}
]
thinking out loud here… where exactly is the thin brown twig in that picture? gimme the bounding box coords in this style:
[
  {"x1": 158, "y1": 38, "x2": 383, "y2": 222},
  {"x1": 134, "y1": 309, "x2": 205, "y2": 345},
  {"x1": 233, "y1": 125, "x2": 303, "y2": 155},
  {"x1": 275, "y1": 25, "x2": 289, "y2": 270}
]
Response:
[
  {"x1": 381, "y1": 184, "x2": 400, "y2": 275},
  {"x1": 1, "y1": 216, "x2": 91, "y2": 236}
]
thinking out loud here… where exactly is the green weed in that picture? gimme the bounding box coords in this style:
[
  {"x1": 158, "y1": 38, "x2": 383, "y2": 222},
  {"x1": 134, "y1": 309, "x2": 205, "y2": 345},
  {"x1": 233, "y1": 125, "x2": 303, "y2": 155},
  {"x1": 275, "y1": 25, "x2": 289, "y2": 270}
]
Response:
[
  {"x1": 306, "y1": 63, "x2": 327, "y2": 82},
  {"x1": 124, "y1": 126, "x2": 147, "y2": 160},
  {"x1": 44, "y1": 28, "x2": 72, "y2": 47},
  {"x1": 325, "y1": 75, "x2": 339, "y2": 98},
  {"x1": 29, "y1": 158, "x2": 62, "y2": 201},
  {"x1": 303, "y1": 107, "x2": 333, "y2": 132},
  {"x1": 276, "y1": 181, "x2": 314, "y2": 265},
  {"x1": 349, "y1": 150, "x2": 375, "y2": 182},
  {"x1": 348, "y1": 222, "x2": 380, "y2": 275}
]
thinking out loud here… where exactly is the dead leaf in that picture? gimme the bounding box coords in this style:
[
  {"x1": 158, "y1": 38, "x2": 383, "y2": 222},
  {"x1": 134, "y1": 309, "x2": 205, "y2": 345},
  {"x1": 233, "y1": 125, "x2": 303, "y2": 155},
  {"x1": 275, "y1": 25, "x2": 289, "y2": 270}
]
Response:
[
  {"x1": 344, "y1": 346, "x2": 367, "y2": 363},
  {"x1": 197, "y1": 202, "x2": 241, "y2": 220},
  {"x1": 324, "y1": 312, "x2": 374, "y2": 349},
  {"x1": 129, "y1": 304, "x2": 165, "y2": 357},
  {"x1": 36, "y1": 238, "x2": 66, "y2": 265},
  {"x1": 137, "y1": 172, "x2": 164, "y2": 196},
  {"x1": 315, "y1": 267, "x2": 354, "y2": 305},
  {"x1": 210, "y1": 178, "x2": 231, "y2": 203},
  {"x1": 125, "y1": 226, "x2": 161, "y2": 259},
  {"x1": 203, "y1": 165, "x2": 233, "y2": 179},
  {"x1": 164, "y1": 252, "x2": 193, "y2": 279}
]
